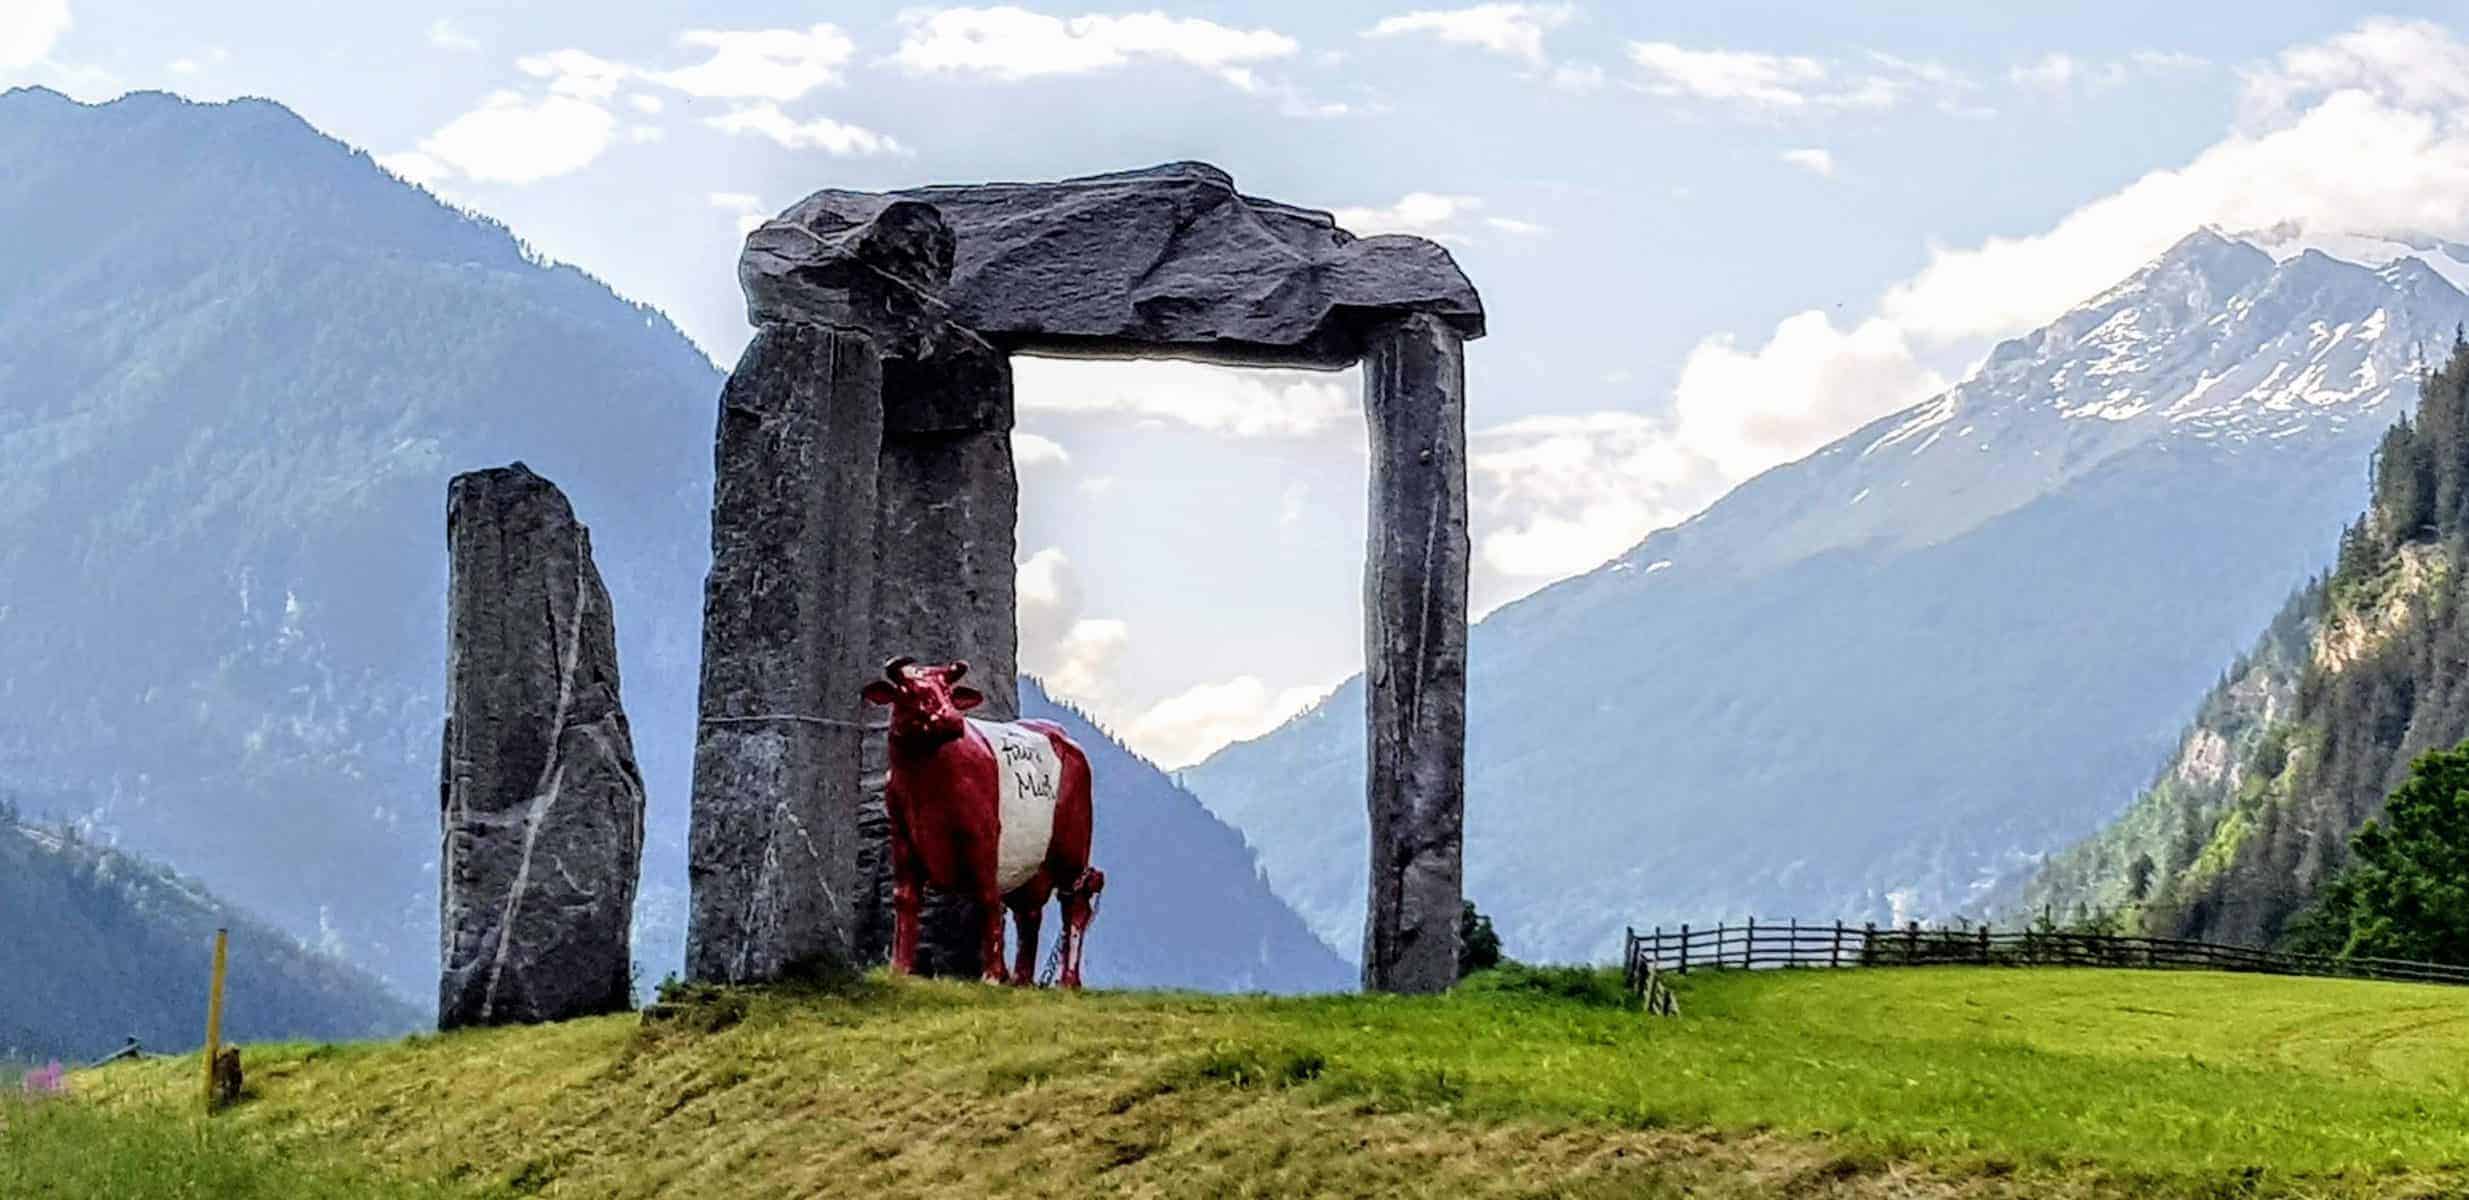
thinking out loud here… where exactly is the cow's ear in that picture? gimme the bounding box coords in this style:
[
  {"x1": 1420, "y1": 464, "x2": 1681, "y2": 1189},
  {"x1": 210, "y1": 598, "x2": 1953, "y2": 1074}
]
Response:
[
  {"x1": 861, "y1": 681, "x2": 898, "y2": 706},
  {"x1": 950, "y1": 686, "x2": 984, "y2": 712}
]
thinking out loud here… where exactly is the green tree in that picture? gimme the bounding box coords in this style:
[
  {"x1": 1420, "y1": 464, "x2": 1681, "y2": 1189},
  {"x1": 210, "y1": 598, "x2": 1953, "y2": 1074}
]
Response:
[
  {"x1": 2294, "y1": 744, "x2": 2469, "y2": 964},
  {"x1": 1457, "y1": 899, "x2": 1502, "y2": 978}
]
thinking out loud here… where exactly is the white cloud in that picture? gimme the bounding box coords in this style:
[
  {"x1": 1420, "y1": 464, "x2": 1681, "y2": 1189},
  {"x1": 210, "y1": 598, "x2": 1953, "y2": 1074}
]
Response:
[
  {"x1": 404, "y1": 91, "x2": 617, "y2": 185},
  {"x1": 2010, "y1": 49, "x2": 2204, "y2": 95},
  {"x1": 626, "y1": 125, "x2": 664, "y2": 144},
  {"x1": 892, "y1": 7, "x2": 1297, "y2": 90},
  {"x1": 426, "y1": 18, "x2": 482, "y2": 53},
  {"x1": 377, "y1": 151, "x2": 452, "y2": 187},
  {"x1": 169, "y1": 48, "x2": 231, "y2": 77},
  {"x1": 654, "y1": 24, "x2": 855, "y2": 101},
  {"x1": 704, "y1": 103, "x2": 907, "y2": 156},
  {"x1": 1625, "y1": 43, "x2": 1975, "y2": 113},
  {"x1": 627, "y1": 93, "x2": 664, "y2": 115},
  {"x1": 516, "y1": 48, "x2": 632, "y2": 99},
  {"x1": 2008, "y1": 52, "x2": 2078, "y2": 92},
  {"x1": 1012, "y1": 430, "x2": 1072, "y2": 469},
  {"x1": 1550, "y1": 61, "x2": 1605, "y2": 91},
  {"x1": 1671, "y1": 313, "x2": 1948, "y2": 479},
  {"x1": 2014, "y1": 48, "x2": 2212, "y2": 95},
  {"x1": 1013, "y1": 358, "x2": 1357, "y2": 439},
  {"x1": 1780, "y1": 147, "x2": 1835, "y2": 176},
  {"x1": 708, "y1": 191, "x2": 769, "y2": 233},
  {"x1": 0, "y1": 0, "x2": 70, "y2": 70},
  {"x1": 1121, "y1": 676, "x2": 1333, "y2": 768},
  {"x1": 1627, "y1": 42, "x2": 1825, "y2": 108},
  {"x1": 1016, "y1": 547, "x2": 1130, "y2": 705},
  {"x1": 1362, "y1": 4, "x2": 1575, "y2": 66},
  {"x1": 1469, "y1": 413, "x2": 1722, "y2": 598},
  {"x1": 1335, "y1": 191, "x2": 1546, "y2": 245},
  {"x1": 1333, "y1": 191, "x2": 1482, "y2": 238}
]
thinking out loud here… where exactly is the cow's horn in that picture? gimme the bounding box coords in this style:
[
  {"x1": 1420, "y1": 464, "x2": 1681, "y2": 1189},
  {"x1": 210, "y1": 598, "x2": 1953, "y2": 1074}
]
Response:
[
  {"x1": 945, "y1": 660, "x2": 968, "y2": 682},
  {"x1": 882, "y1": 655, "x2": 916, "y2": 682}
]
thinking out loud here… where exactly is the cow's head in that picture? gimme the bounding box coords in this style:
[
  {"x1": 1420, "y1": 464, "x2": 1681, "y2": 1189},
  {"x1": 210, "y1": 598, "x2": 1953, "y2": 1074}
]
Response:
[{"x1": 861, "y1": 656, "x2": 983, "y2": 745}]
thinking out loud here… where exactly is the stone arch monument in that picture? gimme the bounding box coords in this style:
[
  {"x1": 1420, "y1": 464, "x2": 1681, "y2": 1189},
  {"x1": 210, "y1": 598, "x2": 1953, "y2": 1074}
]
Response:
[{"x1": 683, "y1": 163, "x2": 1483, "y2": 994}]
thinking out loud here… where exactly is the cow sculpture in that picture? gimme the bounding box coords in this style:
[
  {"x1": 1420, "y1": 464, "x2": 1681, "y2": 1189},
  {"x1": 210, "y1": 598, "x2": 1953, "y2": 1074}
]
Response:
[{"x1": 862, "y1": 657, "x2": 1105, "y2": 987}]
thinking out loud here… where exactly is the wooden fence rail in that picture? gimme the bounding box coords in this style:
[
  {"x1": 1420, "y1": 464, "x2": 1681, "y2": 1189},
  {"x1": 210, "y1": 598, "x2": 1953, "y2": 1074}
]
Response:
[{"x1": 1618, "y1": 919, "x2": 2469, "y2": 1010}]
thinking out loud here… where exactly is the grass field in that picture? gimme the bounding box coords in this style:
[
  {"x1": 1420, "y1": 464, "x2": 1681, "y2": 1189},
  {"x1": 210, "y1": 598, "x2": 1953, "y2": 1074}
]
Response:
[{"x1": 9, "y1": 965, "x2": 2469, "y2": 1198}]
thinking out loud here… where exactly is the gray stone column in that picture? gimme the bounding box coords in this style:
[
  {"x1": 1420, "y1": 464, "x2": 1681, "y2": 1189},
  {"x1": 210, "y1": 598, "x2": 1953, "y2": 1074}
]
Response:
[
  {"x1": 685, "y1": 324, "x2": 884, "y2": 984},
  {"x1": 1359, "y1": 313, "x2": 1470, "y2": 994},
  {"x1": 439, "y1": 463, "x2": 645, "y2": 1028},
  {"x1": 856, "y1": 329, "x2": 1020, "y2": 973}
]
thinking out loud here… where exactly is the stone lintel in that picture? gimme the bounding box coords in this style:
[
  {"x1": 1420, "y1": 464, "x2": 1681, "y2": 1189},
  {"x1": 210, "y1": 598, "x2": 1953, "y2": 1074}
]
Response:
[{"x1": 746, "y1": 162, "x2": 1484, "y2": 373}]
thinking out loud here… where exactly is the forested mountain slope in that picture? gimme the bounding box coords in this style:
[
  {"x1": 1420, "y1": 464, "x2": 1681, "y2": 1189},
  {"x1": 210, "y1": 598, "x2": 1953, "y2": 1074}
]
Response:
[
  {"x1": 2027, "y1": 337, "x2": 2469, "y2": 945},
  {"x1": 0, "y1": 787, "x2": 417, "y2": 1062}
]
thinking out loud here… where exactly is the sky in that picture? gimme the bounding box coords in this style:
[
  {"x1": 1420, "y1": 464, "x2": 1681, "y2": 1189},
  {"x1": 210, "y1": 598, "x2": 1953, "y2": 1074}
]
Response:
[{"x1": 12, "y1": 2, "x2": 2469, "y2": 766}]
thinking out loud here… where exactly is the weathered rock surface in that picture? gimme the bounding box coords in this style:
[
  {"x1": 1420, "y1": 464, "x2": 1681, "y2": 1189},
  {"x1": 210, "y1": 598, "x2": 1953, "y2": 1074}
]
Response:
[
  {"x1": 746, "y1": 163, "x2": 1485, "y2": 369},
  {"x1": 857, "y1": 349, "x2": 1021, "y2": 970},
  {"x1": 439, "y1": 463, "x2": 645, "y2": 1028},
  {"x1": 686, "y1": 325, "x2": 883, "y2": 984},
  {"x1": 1360, "y1": 314, "x2": 1470, "y2": 994}
]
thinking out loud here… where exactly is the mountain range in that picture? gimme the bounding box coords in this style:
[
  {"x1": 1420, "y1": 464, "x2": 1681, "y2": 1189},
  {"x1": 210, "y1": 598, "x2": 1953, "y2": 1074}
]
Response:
[
  {"x1": 1189, "y1": 227, "x2": 2469, "y2": 963},
  {"x1": 0, "y1": 85, "x2": 1347, "y2": 1011}
]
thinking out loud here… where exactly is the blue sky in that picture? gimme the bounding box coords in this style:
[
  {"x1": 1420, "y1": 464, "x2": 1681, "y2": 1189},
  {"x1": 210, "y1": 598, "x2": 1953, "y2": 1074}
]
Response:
[{"x1": 11, "y1": 2, "x2": 2469, "y2": 764}]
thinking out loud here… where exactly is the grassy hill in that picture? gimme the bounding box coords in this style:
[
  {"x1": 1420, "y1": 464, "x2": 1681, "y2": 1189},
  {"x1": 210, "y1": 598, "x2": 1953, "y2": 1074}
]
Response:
[{"x1": 9, "y1": 968, "x2": 2468, "y2": 1198}]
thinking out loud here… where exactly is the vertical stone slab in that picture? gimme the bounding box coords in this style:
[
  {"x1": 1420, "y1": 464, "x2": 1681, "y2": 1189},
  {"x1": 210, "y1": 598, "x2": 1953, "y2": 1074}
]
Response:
[
  {"x1": 1360, "y1": 313, "x2": 1470, "y2": 994},
  {"x1": 856, "y1": 331, "x2": 1020, "y2": 973},
  {"x1": 685, "y1": 324, "x2": 884, "y2": 984},
  {"x1": 439, "y1": 463, "x2": 645, "y2": 1028}
]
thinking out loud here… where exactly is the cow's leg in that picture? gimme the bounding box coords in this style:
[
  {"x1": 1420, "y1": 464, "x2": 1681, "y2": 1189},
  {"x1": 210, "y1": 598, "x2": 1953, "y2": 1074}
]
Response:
[
  {"x1": 889, "y1": 829, "x2": 922, "y2": 977},
  {"x1": 1057, "y1": 867, "x2": 1105, "y2": 990},
  {"x1": 1005, "y1": 883, "x2": 1049, "y2": 988},
  {"x1": 977, "y1": 879, "x2": 1010, "y2": 985}
]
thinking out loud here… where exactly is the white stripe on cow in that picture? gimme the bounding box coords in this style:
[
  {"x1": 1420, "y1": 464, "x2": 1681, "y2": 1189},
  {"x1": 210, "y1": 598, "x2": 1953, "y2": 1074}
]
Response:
[{"x1": 973, "y1": 718, "x2": 1061, "y2": 893}]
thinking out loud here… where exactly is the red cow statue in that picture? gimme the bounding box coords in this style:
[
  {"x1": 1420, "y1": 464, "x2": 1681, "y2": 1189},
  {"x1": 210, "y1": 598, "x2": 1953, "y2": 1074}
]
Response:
[{"x1": 861, "y1": 656, "x2": 1104, "y2": 987}]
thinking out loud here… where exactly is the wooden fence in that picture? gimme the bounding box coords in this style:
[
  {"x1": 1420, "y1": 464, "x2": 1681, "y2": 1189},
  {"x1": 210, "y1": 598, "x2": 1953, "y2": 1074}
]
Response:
[{"x1": 1619, "y1": 918, "x2": 2469, "y2": 1009}]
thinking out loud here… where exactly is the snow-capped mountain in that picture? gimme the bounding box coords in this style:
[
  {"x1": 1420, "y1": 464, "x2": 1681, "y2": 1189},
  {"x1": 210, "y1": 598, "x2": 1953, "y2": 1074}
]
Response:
[{"x1": 1184, "y1": 228, "x2": 2469, "y2": 965}]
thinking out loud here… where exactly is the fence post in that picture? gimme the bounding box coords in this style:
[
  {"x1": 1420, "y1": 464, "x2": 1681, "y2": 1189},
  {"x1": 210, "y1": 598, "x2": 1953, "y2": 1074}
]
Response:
[
  {"x1": 202, "y1": 927, "x2": 229, "y2": 1111},
  {"x1": 1745, "y1": 916, "x2": 1756, "y2": 969},
  {"x1": 1979, "y1": 923, "x2": 1991, "y2": 966},
  {"x1": 1906, "y1": 920, "x2": 1920, "y2": 966},
  {"x1": 1863, "y1": 921, "x2": 1876, "y2": 966},
  {"x1": 1679, "y1": 923, "x2": 1690, "y2": 975},
  {"x1": 1788, "y1": 918, "x2": 1799, "y2": 968},
  {"x1": 1831, "y1": 920, "x2": 1843, "y2": 968}
]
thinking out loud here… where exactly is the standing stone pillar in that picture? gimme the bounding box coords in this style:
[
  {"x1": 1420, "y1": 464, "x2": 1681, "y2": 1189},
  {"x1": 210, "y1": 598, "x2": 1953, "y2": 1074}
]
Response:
[
  {"x1": 684, "y1": 325, "x2": 884, "y2": 983},
  {"x1": 690, "y1": 198, "x2": 959, "y2": 984},
  {"x1": 1360, "y1": 313, "x2": 1470, "y2": 994},
  {"x1": 857, "y1": 329, "x2": 1020, "y2": 973},
  {"x1": 439, "y1": 463, "x2": 645, "y2": 1028}
]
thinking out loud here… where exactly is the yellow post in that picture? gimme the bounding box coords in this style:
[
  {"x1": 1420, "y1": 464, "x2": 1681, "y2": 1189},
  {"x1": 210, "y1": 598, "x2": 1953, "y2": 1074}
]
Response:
[{"x1": 202, "y1": 927, "x2": 229, "y2": 1109}]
